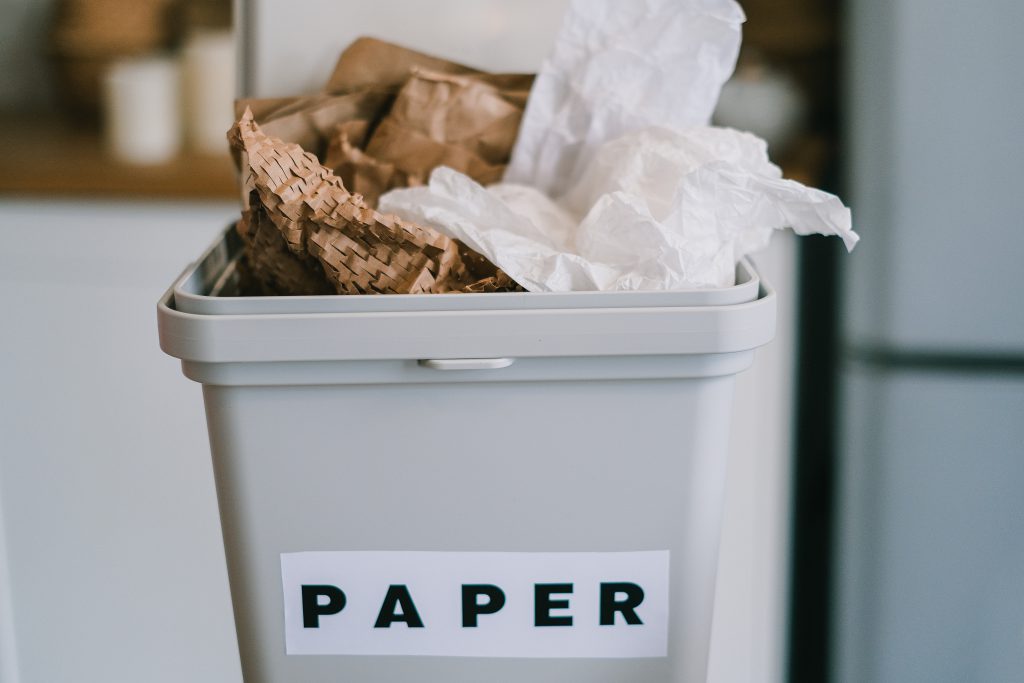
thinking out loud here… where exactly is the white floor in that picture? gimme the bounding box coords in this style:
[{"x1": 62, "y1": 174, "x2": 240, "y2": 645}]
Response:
[{"x1": 0, "y1": 199, "x2": 796, "y2": 683}]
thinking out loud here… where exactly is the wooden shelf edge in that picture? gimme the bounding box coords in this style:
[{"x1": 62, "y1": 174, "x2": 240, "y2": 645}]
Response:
[{"x1": 0, "y1": 114, "x2": 240, "y2": 201}]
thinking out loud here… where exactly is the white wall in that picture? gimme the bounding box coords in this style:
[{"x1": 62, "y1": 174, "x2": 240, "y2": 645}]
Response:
[
  {"x1": 0, "y1": 475, "x2": 18, "y2": 683},
  {"x1": 242, "y1": 0, "x2": 570, "y2": 96},
  {"x1": 0, "y1": 200, "x2": 242, "y2": 683}
]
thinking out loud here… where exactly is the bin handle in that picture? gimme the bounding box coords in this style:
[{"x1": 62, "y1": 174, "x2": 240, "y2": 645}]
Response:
[{"x1": 418, "y1": 358, "x2": 516, "y2": 371}]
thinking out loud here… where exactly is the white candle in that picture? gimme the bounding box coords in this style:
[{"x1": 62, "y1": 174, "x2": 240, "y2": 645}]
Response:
[
  {"x1": 104, "y1": 56, "x2": 182, "y2": 165},
  {"x1": 181, "y1": 30, "x2": 237, "y2": 156}
]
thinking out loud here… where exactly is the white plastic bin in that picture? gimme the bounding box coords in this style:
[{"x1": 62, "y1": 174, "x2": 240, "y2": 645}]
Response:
[{"x1": 158, "y1": 226, "x2": 776, "y2": 683}]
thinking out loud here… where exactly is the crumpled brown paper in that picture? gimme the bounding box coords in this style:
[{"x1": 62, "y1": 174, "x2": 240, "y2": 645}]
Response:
[
  {"x1": 230, "y1": 109, "x2": 521, "y2": 295},
  {"x1": 326, "y1": 68, "x2": 529, "y2": 206},
  {"x1": 236, "y1": 37, "x2": 532, "y2": 207}
]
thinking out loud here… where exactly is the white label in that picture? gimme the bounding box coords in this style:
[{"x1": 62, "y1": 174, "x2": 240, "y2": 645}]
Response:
[{"x1": 281, "y1": 550, "x2": 669, "y2": 658}]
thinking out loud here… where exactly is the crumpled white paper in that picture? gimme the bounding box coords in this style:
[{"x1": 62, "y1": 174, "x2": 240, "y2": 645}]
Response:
[
  {"x1": 379, "y1": 0, "x2": 858, "y2": 292},
  {"x1": 382, "y1": 127, "x2": 856, "y2": 290},
  {"x1": 504, "y1": 0, "x2": 745, "y2": 197}
]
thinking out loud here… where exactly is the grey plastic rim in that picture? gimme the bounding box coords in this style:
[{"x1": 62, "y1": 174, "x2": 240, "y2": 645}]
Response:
[{"x1": 171, "y1": 226, "x2": 763, "y2": 316}]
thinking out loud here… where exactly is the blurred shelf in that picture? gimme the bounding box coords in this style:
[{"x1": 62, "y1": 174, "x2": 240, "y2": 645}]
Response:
[
  {"x1": 0, "y1": 114, "x2": 829, "y2": 203},
  {"x1": 0, "y1": 114, "x2": 239, "y2": 200},
  {"x1": 779, "y1": 135, "x2": 830, "y2": 188}
]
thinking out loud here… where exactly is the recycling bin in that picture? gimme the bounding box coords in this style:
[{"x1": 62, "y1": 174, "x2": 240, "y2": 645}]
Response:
[{"x1": 158, "y1": 226, "x2": 776, "y2": 683}]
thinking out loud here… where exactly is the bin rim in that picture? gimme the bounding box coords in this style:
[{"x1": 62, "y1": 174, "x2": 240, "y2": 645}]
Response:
[
  {"x1": 171, "y1": 225, "x2": 762, "y2": 316},
  {"x1": 157, "y1": 275, "x2": 776, "y2": 365}
]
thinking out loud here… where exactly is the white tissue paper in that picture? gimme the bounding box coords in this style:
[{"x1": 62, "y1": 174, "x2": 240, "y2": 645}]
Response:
[
  {"x1": 504, "y1": 0, "x2": 745, "y2": 196},
  {"x1": 379, "y1": 0, "x2": 858, "y2": 292}
]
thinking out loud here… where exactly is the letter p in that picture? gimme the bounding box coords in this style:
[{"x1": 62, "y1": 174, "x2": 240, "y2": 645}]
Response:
[
  {"x1": 302, "y1": 585, "x2": 346, "y2": 628},
  {"x1": 462, "y1": 584, "x2": 506, "y2": 627}
]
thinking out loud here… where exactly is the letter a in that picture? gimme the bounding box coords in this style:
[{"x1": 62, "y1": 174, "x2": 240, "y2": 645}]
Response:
[{"x1": 374, "y1": 585, "x2": 425, "y2": 628}]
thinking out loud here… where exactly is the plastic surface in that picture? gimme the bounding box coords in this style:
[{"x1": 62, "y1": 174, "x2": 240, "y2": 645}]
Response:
[
  {"x1": 844, "y1": 0, "x2": 1024, "y2": 353},
  {"x1": 158, "y1": 230, "x2": 776, "y2": 683},
  {"x1": 172, "y1": 227, "x2": 762, "y2": 316}
]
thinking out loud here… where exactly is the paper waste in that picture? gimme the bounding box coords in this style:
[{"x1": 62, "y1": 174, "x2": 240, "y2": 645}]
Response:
[
  {"x1": 380, "y1": 0, "x2": 858, "y2": 291},
  {"x1": 230, "y1": 110, "x2": 521, "y2": 295}
]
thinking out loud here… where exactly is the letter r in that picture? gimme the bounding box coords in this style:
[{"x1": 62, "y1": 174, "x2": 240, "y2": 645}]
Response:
[{"x1": 599, "y1": 582, "x2": 644, "y2": 625}]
